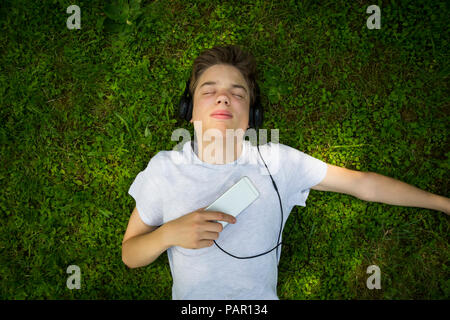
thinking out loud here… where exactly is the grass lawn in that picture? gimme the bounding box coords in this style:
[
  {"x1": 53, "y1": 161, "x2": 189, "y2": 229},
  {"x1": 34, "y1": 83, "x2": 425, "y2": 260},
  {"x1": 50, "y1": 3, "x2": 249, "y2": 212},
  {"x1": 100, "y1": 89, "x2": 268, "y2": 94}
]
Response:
[{"x1": 0, "y1": 0, "x2": 448, "y2": 299}]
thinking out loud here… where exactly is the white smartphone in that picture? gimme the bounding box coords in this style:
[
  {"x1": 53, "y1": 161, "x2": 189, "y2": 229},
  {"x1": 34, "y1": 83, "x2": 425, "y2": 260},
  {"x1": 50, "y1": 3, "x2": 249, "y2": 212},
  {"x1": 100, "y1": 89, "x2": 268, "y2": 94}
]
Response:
[{"x1": 205, "y1": 176, "x2": 260, "y2": 229}]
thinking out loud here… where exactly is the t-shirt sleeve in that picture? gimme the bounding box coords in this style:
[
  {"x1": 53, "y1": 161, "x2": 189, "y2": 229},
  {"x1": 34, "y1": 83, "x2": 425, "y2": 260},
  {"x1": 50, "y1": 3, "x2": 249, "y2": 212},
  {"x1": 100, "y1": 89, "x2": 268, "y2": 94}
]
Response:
[
  {"x1": 128, "y1": 155, "x2": 164, "y2": 227},
  {"x1": 281, "y1": 144, "x2": 328, "y2": 207}
]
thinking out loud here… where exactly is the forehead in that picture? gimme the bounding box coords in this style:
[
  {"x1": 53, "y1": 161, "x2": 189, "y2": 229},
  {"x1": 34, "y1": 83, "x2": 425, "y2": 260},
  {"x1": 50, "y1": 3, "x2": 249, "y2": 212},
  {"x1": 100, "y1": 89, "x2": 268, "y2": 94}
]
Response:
[{"x1": 198, "y1": 64, "x2": 248, "y2": 90}]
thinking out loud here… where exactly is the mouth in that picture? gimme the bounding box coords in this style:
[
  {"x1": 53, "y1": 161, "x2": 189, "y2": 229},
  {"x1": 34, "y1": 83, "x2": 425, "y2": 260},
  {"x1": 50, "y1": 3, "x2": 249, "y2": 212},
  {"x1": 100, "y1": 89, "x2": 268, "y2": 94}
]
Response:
[{"x1": 210, "y1": 111, "x2": 233, "y2": 119}]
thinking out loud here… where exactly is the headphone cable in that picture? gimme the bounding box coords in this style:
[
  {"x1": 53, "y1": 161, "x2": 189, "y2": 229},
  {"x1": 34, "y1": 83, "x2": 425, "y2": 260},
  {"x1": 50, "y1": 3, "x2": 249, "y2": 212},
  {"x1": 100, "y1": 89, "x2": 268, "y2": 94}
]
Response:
[
  {"x1": 212, "y1": 139, "x2": 312, "y2": 274},
  {"x1": 212, "y1": 141, "x2": 284, "y2": 260}
]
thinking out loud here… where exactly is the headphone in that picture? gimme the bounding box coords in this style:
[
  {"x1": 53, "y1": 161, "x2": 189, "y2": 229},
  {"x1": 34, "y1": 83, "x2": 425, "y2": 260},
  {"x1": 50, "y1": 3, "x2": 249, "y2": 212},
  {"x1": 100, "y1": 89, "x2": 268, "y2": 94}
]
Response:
[{"x1": 178, "y1": 78, "x2": 284, "y2": 261}]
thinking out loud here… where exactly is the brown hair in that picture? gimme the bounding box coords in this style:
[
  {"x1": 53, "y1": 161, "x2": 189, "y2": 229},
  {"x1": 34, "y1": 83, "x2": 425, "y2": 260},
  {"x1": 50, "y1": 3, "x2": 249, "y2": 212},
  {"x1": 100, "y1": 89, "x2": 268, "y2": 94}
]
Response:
[{"x1": 189, "y1": 45, "x2": 258, "y2": 108}]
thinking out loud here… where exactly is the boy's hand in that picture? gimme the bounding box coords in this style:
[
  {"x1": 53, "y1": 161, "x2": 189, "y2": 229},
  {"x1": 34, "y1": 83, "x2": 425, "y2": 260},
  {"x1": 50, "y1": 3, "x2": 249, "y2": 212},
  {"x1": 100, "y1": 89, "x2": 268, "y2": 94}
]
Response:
[{"x1": 164, "y1": 207, "x2": 236, "y2": 249}]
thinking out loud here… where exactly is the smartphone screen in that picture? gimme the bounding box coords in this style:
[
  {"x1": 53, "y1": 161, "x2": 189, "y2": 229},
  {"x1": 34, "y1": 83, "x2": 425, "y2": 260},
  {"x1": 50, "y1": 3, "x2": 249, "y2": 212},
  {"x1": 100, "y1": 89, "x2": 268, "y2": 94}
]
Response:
[{"x1": 205, "y1": 176, "x2": 260, "y2": 228}]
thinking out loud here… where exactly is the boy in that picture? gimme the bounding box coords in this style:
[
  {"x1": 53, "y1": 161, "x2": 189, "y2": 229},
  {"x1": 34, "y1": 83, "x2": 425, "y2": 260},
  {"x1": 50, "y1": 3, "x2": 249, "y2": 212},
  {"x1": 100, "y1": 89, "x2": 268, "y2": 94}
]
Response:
[{"x1": 122, "y1": 45, "x2": 449, "y2": 299}]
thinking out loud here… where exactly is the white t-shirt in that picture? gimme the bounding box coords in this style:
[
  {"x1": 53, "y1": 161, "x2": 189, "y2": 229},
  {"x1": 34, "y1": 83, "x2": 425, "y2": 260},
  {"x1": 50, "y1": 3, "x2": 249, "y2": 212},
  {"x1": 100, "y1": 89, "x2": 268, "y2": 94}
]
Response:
[{"x1": 128, "y1": 139, "x2": 328, "y2": 299}]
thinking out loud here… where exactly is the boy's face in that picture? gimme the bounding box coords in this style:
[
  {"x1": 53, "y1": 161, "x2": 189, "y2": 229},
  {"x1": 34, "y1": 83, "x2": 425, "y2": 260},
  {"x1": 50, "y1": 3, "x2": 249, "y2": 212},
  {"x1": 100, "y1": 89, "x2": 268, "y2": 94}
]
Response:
[{"x1": 190, "y1": 64, "x2": 250, "y2": 138}]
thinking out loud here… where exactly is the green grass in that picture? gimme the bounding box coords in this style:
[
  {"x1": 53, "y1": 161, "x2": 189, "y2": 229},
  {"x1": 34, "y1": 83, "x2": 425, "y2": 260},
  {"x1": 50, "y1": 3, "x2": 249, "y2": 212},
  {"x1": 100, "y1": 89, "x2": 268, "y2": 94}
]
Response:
[{"x1": 0, "y1": 0, "x2": 449, "y2": 299}]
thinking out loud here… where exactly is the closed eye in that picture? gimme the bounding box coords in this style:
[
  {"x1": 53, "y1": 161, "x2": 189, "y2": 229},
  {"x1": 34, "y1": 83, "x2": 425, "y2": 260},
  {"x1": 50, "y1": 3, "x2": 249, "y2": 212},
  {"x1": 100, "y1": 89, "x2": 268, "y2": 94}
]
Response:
[{"x1": 203, "y1": 92, "x2": 243, "y2": 98}]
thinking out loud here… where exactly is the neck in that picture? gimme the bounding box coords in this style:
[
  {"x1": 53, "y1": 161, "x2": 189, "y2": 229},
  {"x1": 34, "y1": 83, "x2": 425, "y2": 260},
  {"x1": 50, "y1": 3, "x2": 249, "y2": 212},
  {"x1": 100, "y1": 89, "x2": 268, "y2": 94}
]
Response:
[{"x1": 193, "y1": 134, "x2": 244, "y2": 165}]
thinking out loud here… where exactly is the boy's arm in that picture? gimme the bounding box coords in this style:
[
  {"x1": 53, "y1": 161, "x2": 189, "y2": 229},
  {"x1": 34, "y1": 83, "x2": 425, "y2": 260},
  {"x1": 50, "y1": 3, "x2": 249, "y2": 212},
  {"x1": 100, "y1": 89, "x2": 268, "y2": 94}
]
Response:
[
  {"x1": 361, "y1": 172, "x2": 450, "y2": 215},
  {"x1": 122, "y1": 225, "x2": 172, "y2": 268},
  {"x1": 121, "y1": 207, "x2": 171, "y2": 268},
  {"x1": 121, "y1": 207, "x2": 237, "y2": 268},
  {"x1": 311, "y1": 164, "x2": 450, "y2": 215}
]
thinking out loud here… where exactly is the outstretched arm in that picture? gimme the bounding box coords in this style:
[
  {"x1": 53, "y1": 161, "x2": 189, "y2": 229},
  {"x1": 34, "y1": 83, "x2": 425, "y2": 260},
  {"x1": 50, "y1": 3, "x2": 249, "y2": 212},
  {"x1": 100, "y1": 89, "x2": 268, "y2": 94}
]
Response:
[
  {"x1": 360, "y1": 171, "x2": 449, "y2": 215},
  {"x1": 311, "y1": 164, "x2": 450, "y2": 215}
]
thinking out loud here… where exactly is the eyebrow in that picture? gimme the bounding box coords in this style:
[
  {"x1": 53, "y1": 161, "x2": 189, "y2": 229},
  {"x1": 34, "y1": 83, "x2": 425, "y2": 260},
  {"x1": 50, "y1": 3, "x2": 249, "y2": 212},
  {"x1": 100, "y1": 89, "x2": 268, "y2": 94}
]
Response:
[{"x1": 199, "y1": 81, "x2": 247, "y2": 93}]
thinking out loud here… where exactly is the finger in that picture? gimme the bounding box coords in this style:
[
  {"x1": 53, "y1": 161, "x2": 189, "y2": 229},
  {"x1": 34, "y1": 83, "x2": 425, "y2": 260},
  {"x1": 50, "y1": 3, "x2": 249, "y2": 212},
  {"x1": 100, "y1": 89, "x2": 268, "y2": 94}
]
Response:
[
  {"x1": 202, "y1": 211, "x2": 236, "y2": 224},
  {"x1": 197, "y1": 239, "x2": 215, "y2": 248},
  {"x1": 203, "y1": 221, "x2": 224, "y2": 233},
  {"x1": 200, "y1": 231, "x2": 220, "y2": 241}
]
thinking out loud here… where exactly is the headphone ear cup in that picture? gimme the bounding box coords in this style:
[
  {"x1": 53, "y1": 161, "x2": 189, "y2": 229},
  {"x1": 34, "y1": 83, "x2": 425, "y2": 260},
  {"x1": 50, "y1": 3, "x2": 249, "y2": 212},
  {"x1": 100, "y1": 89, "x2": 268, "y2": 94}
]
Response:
[
  {"x1": 254, "y1": 107, "x2": 263, "y2": 129},
  {"x1": 253, "y1": 82, "x2": 263, "y2": 129},
  {"x1": 179, "y1": 79, "x2": 192, "y2": 121},
  {"x1": 186, "y1": 98, "x2": 193, "y2": 121},
  {"x1": 178, "y1": 96, "x2": 189, "y2": 120},
  {"x1": 249, "y1": 106, "x2": 255, "y2": 129}
]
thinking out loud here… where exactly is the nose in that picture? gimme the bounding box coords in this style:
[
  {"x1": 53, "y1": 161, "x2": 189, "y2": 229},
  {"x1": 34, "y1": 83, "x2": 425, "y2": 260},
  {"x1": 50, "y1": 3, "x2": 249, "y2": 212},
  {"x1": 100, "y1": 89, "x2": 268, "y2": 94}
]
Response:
[{"x1": 216, "y1": 94, "x2": 230, "y2": 106}]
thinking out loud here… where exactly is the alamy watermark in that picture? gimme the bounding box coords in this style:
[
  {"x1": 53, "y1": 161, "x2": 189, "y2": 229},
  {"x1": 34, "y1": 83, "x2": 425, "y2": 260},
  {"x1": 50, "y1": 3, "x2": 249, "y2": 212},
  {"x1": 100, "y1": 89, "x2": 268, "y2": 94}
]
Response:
[
  {"x1": 366, "y1": 5, "x2": 381, "y2": 30},
  {"x1": 66, "y1": 265, "x2": 81, "y2": 290},
  {"x1": 65, "y1": 4, "x2": 379, "y2": 31},
  {"x1": 169, "y1": 121, "x2": 280, "y2": 175},
  {"x1": 66, "y1": 5, "x2": 81, "y2": 30},
  {"x1": 366, "y1": 265, "x2": 381, "y2": 289}
]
